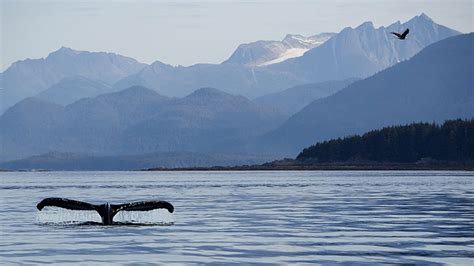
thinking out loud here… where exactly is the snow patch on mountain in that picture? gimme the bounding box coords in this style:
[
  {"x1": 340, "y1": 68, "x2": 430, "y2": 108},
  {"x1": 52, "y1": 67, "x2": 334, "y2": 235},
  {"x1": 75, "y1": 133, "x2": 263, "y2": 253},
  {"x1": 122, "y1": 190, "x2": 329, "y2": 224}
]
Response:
[{"x1": 258, "y1": 48, "x2": 309, "y2": 66}]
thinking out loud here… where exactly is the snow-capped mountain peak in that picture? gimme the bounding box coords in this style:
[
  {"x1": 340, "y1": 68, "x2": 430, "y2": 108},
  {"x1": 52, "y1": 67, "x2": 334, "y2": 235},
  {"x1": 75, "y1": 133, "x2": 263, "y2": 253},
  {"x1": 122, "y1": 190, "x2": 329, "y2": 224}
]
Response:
[
  {"x1": 282, "y1": 34, "x2": 316, "y2": 48},
  {"x1": 223, "y1": 32, "x2": 335, "y2": 67}
]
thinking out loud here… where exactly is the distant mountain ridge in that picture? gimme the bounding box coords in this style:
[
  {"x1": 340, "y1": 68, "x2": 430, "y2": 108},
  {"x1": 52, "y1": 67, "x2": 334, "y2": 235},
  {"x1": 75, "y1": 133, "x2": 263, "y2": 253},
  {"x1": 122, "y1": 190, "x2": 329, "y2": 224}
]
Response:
[
  {"x1": 0, "y1": 151, "x2": 277, "y2": 171},
  {"x1": 254, "y1": 78, "x2": 358, "y2": 117},
  {"x1": 0, "y1": 86, "x2": 283, "y2": 161},
  {"x1": 267, "y1": 13, "x2": 460, "y2": 84},
  {"x1": 119, "y1": 87, "x2": 284, "y2": 154},
  {"x1": 36, "y1": 76, "x2": 114, "y2": 105},
  {"x1": 113, "y1": 59, "x2": 301, "y2": 98},
  {"x1": 1, "y1": 13, "x2": 459, "y2": 109},
  {"x1": 114, "y1": 13, "x2": 459, "y2": 98},
  {"x1": 261, "y1": 33, "x2": 474, "y2": 154},
  {"x1": 0, "y1": 47, "x2": 146, "y2": 113}
]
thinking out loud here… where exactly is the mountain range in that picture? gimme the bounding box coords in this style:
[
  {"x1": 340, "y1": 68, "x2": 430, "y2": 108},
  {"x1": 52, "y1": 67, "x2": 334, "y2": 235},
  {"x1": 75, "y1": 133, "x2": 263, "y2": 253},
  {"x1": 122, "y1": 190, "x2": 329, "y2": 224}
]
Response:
[
  {"x1": 261, "y1": 33, "x2": 474, "y2": 154},
  {"x1": 0, "y1": 47, "x2": 146, "y2": 113},
  {"x1": 115, "y1": 14, "x2": 459, "y2": 98},
  {"x1": 0, "y1": 13, "x2": 459, "y2": 113},
  {"x1": 0, "y1": 86, "x2": 283, "y2": 161},
  {"x1": 0, "y1": 14, "x2": 471, "y2": 169},
  {"x1": 267, "y1": 13, "x2": 460, "y2": 83}
]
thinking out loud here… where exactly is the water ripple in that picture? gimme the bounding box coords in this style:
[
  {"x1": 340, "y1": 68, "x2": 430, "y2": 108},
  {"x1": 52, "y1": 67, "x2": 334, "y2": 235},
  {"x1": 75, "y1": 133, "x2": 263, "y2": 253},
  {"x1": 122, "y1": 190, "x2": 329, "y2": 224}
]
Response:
[{"x1": 0, "y1": 171, "x2": 473, "y2": 264}]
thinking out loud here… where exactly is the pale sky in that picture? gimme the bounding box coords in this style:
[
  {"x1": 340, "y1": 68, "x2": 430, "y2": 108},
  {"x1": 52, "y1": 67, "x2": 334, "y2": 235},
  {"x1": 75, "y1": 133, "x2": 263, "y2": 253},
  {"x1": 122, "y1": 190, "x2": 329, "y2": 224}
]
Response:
[{"x1": 1, "y1": 0, "x2": 472, "y2": 71}]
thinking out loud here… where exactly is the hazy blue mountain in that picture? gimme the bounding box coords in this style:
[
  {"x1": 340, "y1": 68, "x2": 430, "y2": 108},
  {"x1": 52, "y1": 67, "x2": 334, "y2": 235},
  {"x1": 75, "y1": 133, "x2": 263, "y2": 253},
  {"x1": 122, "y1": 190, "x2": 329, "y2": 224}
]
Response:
[
  {"x1": 223, "y1": 33, "x2": 335, "y2": 66},
  {"x1": 254, "y1": 78, "x2": 358, "y2": 117},
  {"x1": 0, "y1": 86, "x2": 169, "y2": 160},
  {"x1": 0, "y1": 98, "x2": 65, "y2": 161},
  {"x1": 36, "y1": 76, "x2": 114, "y2": 105},
  {"x1": 65, "y1": 85, "x2": 170, "y2": 127},
  {"x1": 261, "y1": 33, "x2": 474, "y2": 155},
  {"x1": 114, "y1": 14, "x2": 458, "y2": 99},
  {"x1": 120, "y1": 87, "x2": 284, "y2": 154},
  {"x1": 57, "y1": 86, "x2": 172, "y2": 154},
  {"x1": 267, "y1": 13, "x2": 460, "y2": 84},
  {"x1": 0, "y1": 47, "x2": 146, "y2": 113},
  {"x1": 114, "y1": 60, "x2": 301, "y2": 98},
  {"x1": 0, "y1": 86, "x2": 283, "y2": 161}
]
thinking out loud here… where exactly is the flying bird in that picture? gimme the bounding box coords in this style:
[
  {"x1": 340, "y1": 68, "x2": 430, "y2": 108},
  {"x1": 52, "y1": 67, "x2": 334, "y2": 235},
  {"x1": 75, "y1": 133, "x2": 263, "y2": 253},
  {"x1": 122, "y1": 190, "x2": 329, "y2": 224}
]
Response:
[
  {"x1": 37, "y1": 197, "x2": 174, "y2": 225},
  {"x1": 391, "y1": 29, "x2": 409, "y2": 40}
]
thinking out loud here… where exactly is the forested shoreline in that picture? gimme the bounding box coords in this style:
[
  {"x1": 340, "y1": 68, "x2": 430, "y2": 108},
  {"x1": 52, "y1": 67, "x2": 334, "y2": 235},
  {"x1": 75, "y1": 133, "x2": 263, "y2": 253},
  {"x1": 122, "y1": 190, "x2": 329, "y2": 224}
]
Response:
[{"x1": 297, "y1": 119, "x2": 474, "y2": 163}]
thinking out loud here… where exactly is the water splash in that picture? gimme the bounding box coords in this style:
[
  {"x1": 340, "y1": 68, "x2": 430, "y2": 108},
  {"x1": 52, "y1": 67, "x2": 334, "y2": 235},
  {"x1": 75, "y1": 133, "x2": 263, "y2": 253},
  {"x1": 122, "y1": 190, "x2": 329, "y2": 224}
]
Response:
[
  {"x1": 36, "y1": 207, "x2": 101, "y2": 225},
  {"x1": 36, "y1": 207, "x2": 174, "y2": 226},
  {"x1": 114, "y1": 209, "x2": 174, "y2": 225}
]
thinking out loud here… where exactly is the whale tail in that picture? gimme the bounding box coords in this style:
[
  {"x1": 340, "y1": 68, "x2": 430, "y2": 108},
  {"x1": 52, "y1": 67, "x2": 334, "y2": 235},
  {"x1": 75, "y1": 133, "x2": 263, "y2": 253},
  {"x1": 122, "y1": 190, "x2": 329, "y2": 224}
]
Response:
[
  {"x1": 111, "y1": 200, "x2": 174, "y2": 213},
  {"x1": 37, "y1": 197, "x2": 174, "y2": 225}
]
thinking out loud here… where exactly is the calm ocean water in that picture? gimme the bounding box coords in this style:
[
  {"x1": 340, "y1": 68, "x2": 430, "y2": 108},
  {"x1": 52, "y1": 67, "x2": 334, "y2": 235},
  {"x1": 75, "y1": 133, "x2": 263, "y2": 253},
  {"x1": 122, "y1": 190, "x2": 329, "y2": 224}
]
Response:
[{"x1": 1, "y1": 171, "x2": 473, "y2": 264}]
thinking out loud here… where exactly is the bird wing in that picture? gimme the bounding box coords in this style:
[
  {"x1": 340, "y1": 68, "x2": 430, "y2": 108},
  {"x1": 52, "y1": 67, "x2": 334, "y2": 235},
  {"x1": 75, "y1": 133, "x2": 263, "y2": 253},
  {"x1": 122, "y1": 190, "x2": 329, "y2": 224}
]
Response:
[
  {"x1": 36, "y1": 197, "x2": 97, "y2": 211},
  {"x1": 401, "y1": 28, "x2": 409, "y2": 38},
  {"x1": 391, "y1": 32, "x2": 402, "y2": 38},
  {"x1": 111, "y1": 200, "x2": 174, "y2": 214}
]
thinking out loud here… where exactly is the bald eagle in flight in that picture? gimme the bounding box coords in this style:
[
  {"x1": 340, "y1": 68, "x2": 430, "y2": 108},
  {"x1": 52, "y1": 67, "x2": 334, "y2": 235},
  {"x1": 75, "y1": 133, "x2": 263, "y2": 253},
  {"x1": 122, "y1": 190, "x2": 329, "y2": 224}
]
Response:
[{"x1": 391, "y1": 29, "x2": 409, "y2": 40}]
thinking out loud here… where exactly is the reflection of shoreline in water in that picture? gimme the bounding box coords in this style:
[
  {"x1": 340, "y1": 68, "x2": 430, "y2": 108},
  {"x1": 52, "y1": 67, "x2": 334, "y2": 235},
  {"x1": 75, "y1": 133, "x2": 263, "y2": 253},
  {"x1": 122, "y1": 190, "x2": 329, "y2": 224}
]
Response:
[{"x1": 36, "y1": 207, "x2": 174, "y2": 226}]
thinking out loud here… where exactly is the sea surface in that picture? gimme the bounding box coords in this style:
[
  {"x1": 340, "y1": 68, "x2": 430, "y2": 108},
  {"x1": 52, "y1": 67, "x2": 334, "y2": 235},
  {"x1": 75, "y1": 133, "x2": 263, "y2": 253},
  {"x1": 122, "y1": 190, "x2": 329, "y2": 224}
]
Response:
[{"x1": 1, "y1": 171, "x2": 473, "y2": 265}]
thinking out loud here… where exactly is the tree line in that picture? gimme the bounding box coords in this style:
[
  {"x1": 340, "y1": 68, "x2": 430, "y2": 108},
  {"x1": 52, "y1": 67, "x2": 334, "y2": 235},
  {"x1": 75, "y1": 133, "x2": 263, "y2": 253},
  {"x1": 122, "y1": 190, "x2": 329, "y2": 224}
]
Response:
[{"x1": 297, "y1": 119, "x2": 474, "y2": 163}]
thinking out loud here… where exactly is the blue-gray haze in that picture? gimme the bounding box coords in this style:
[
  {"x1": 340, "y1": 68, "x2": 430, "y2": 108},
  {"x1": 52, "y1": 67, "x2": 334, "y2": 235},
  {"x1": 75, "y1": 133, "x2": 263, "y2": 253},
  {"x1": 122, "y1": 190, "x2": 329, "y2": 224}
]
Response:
[{"x1": 0, "y1": 14, "x2": 472, "y2": 167}]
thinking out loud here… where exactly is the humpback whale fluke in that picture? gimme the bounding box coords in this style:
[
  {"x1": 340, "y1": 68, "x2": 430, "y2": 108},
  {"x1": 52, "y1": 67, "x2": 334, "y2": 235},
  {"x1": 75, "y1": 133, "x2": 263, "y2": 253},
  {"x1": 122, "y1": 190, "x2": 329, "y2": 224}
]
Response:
[{"x1": 37, "y1": 198, "x2": 174, "y2": 225}]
